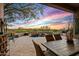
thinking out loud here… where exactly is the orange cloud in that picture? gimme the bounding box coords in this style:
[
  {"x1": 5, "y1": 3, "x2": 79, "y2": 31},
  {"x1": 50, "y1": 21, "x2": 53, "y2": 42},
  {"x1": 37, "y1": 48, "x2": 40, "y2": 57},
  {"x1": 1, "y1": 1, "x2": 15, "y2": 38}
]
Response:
[{"x1": 49, "y1": 23, "x2": 68, "y2": 30}]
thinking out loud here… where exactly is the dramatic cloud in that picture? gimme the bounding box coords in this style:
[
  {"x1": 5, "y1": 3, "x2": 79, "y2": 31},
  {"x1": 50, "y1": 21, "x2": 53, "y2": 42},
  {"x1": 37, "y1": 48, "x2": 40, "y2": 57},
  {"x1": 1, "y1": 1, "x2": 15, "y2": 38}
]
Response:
[{"x1": 8, "y1": 4, "x2": 73, "y2": 29}]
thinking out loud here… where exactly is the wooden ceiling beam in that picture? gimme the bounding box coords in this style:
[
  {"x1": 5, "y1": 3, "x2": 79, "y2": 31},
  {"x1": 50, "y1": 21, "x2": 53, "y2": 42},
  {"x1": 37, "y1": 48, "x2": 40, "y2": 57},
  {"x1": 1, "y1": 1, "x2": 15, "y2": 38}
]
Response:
[{"x1": 43, "y1": 3, "x2": 77, "y2": 13}]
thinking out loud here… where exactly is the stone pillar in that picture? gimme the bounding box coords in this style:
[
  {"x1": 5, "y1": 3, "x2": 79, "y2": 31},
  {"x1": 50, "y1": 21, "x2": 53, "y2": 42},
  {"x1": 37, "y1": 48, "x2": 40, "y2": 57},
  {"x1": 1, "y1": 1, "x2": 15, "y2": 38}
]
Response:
[
  {"x1": 0, "y1": 3, "x2": 4, "y2": 33},
  {"x1": 74, "y1": 11, "x2": 79, "y2": 38}
]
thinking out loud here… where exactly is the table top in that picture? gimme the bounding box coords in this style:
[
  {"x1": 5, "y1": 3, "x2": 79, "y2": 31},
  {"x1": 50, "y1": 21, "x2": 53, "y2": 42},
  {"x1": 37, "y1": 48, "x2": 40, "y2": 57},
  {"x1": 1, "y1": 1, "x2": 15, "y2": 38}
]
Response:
[{"x1": 42, "y1": 39, "x2": 79, "y2": 56}]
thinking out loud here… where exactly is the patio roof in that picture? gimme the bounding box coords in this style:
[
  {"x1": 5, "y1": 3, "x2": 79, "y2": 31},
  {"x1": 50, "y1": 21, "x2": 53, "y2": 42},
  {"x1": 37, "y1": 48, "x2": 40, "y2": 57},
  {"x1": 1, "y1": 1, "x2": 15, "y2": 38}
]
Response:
[{"x1": 43, "y1": 3, "x2": 79, "y2": 12}]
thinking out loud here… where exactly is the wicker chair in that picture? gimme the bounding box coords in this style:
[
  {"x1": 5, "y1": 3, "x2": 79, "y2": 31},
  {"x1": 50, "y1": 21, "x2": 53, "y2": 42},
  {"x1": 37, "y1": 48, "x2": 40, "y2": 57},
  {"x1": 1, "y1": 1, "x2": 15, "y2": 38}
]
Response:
[
  {"x1": 45, "y1": 35, "x2": 55, "y2": 42},
  {"x1": 32, "y1": 40, "x2": 45, "y2": 56},
  {"x1": 54, "y1": 34, "x2": 62, "y2": 40},
  {"x1": 32, "y1": 40, "x2": 57, "y2": 56}
]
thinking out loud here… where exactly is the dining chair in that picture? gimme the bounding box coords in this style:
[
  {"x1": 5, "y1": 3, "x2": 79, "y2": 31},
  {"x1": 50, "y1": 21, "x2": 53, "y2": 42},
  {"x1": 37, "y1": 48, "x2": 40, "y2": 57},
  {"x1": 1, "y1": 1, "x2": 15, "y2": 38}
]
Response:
[
  {"x1": 32, "y1": 40, "x2": 45, "y2": 56},
  {"x1": 45, "y1": 35, "x2": 55, "y2": 42},
  {"x1": 54, "y1": 34, "x2": 62, "y2": 40},
  {"x1": 32, "y1": 40, "x2": 56, "y2": 56}
]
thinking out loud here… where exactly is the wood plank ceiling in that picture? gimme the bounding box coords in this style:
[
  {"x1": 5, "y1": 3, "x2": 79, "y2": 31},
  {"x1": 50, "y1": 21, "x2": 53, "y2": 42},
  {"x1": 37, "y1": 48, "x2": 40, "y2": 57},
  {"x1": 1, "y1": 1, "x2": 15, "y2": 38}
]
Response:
[{"x1": 43, "y1": 3, "x2": 79, "y2": 12}]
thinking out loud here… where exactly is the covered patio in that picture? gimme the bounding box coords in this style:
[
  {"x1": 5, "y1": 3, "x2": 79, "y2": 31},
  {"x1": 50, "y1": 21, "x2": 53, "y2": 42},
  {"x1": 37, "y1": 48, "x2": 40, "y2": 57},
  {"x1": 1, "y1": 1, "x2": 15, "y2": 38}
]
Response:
[{"x1": 0, "y1": 3, "x2": 79, "y2": 56}]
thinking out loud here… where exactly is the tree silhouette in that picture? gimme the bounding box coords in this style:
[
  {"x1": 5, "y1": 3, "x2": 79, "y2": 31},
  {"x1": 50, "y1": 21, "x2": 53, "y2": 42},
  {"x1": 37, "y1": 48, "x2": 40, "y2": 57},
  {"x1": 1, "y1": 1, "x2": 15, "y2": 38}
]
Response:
[{"x1": 4, "y1": 3, "x2": 45, "y2": 23}]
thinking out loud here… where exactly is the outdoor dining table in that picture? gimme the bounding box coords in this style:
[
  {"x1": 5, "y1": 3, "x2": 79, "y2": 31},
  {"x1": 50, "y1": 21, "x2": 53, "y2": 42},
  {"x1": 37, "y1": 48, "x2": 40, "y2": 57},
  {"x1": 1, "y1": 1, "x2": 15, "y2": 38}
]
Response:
[{"x1": 42, "y1": 39, "x2": 79, "y2": 56}]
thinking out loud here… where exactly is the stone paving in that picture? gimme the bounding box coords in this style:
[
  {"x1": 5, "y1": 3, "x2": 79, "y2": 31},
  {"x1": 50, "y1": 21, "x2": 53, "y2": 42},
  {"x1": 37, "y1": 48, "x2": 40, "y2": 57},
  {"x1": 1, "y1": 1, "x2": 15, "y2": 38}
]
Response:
[
  {"x1": 9, "y1": 36, "x2": 46, "y2": 56},
  {"x1": 9, "y1": 34, "x2": 66, "y2": 56}
]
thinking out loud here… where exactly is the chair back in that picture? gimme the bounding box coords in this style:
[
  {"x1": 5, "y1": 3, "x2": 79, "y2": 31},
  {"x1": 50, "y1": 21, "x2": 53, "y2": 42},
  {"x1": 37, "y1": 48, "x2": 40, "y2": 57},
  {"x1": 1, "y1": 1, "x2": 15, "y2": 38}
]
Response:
[
  {"x1": 54, "y1": 34, "x2": 62, "y2": 40},
  {"x1": 45, "y1": 35, "x2": 55, "y2": 42},
  {"x1": 32, "y1": 40, "x2": 44, "y2": 56}
]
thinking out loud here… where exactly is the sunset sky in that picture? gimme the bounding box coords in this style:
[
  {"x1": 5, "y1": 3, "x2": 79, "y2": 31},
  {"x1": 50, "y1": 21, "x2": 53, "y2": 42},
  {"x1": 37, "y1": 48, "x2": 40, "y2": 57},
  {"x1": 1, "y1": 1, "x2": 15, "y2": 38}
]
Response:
[{"x1": 8, "y1": 4, "x2": 73, "y2": 30}]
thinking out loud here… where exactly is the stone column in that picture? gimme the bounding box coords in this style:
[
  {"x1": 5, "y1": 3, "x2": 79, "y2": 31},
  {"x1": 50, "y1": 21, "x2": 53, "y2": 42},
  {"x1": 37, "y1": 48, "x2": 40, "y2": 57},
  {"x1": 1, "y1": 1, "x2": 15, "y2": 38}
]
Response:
[
  {"x1": 74, "y1": 11, "x2": 79, "y2": 39},
  {"x1": 0, "y1": 3, "x2": 4, "y2": 33}
]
